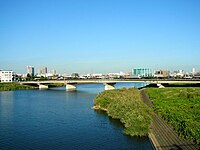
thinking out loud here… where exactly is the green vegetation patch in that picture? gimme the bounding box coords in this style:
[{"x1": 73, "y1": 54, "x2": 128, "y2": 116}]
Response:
[
  {"x1": 0, "y1": 82, "x2": 37, "y2": 91},
  {"x1": 94, "y1": 88, "x2": 152, "y2": 136},
  {"x1": 146, "y1": 88, "x2": 200, "y2": 144}
]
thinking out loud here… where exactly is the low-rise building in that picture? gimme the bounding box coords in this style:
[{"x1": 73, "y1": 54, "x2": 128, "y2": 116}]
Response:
[
  {"x1": 108, "y1": 72, "x2": 126, "y2": 79},
  {"x1": 171, "y1": 70, "x2": 185, "y2": 78},
  {"x1": 193, "y1": 73, "x2": 200, "y2": 79},
  {"x1": 71, "y1": 73, "x2": 79, "y2": 79},
  {"x1": 154, "y1": 70, "x2": 170, "y2": 78},
  {"x1": 0, "y1": 70, "x2": 13, "y2": 82},
  {"x1": 92, "y1": 73, "x2": 103, "y2": 79}
]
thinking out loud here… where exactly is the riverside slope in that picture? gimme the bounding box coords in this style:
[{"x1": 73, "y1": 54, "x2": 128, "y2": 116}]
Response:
[{"x1": 93, "y1": 88, "x2": 152, "y2": 137}]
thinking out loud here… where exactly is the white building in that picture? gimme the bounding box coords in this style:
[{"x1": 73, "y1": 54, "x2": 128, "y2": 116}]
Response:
[
  {"x1": 171, "y1": 70, "x2": 185, "y2": 78},
  {"x1": 51, "y1": 69, "x2": 56, "y2": 76},
  {"x1": 176, "y1": 70, "x2": 185, "y2": 78},
  {"x1": 192, "y1": 68, "x2": 196, "y2": 76},
  {"x1": 0, "y1": 70, "x2": 13, "y2": 82},
  {"x1": 92, "y1": 73, "x2": 103, "y2": 79},
  {"x1": 36, "y1": 67, "x2": 48, "y2": 77}
]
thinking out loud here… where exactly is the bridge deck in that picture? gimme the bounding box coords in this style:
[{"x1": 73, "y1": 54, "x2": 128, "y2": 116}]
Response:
[
  {"x1": 140, "y1": 89, "x2": 199, "y2": 150},
  {"x1": 21, "y1": 79, "x2": 200, "y2": 85}
]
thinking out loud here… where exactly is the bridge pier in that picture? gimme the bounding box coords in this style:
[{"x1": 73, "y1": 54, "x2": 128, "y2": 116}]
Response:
[
  {"x1": 66, "y1": 83, "x2": 76, "y2": 91},
  {"x1": 39, "y1": 84, "x2": 49, "y2": 89},
  {"x1": 157, "y1": 84, "x2": 165, "y2": 88},
  {"x1": 104, "y1": 83, "x2": 116, "y2": 90}
]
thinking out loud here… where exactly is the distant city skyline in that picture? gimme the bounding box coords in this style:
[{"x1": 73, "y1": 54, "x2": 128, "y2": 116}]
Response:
[
  {"x1": 1, "y1": 65, "x2": 199, "y2": 76},
  {"x1": 1, "y1": 0, "x2": 200, "y2": 74}
]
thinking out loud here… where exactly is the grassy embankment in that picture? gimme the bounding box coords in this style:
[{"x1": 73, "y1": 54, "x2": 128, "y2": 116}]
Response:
[
  {"x1": 93, "y1": 88, "x2": 152, "y2": 136},
  {"x1": 0, "y1": 82, "x2": 37, "y2": 91},
  {"x1": 0, "y1": 82, "x2": 65, "y2": 91},
  {"x1": 145, "y1": 88, "x2": 200, "y2": 144}
]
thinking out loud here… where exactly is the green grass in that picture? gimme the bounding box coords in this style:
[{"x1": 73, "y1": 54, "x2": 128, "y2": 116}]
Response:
[
  {"x1": 0, "y1": 82, "x2": 37, "y2": 91},
  {"x1": 145, "y1": 88, "x2": 200, "y2": 144},
  {"x1": 94, "y1": 88, "x2": 152, "y2": 136}
]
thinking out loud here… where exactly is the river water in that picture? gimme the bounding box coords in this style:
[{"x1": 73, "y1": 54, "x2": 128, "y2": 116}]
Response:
[{"x1": 0, "y1": 82, "x2": 153, "y2": 150}]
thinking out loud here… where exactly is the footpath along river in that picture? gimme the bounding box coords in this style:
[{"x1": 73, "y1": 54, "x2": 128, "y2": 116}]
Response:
[{"x1": 0, "y1": 82, "x2": 153, "y2": 150}]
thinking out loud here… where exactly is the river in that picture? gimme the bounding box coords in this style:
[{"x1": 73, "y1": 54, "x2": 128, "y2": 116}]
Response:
[{"x1": 0, "y1": 82, "x2": 153, "y2": 150}]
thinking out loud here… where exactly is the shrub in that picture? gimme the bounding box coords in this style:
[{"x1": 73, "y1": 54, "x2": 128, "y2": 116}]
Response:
[{"x1": 94, "y1": 88, "x2": 152, "y2": 136}]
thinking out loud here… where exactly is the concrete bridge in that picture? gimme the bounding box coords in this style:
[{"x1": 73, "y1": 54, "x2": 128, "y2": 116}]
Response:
[
  {"x1": 20, "y1": 79, "x2": 200, "y2": 90},
  {"x1": 21, "y1": 80, "x2": 121, "y2": 90}
]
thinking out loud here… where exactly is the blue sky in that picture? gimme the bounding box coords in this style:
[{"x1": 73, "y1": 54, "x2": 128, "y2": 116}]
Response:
[{"x1": 1, "y1": 0, "x2": 200, "y2": 74}]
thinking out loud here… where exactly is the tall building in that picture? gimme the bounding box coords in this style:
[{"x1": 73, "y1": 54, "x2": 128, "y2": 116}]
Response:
[
  {"x1": 51, "y1": 69, "x2": 56, "y2": 76},
  {"x1": 37, "y1": 69, "x2": 42, "y2": 75},
  {"x1": 132, "y1": 68, "x2": 152, "y2": 78},
  {"x1": 27, "y1": 66, "x2": 34, "y2": 76},
  {"x1": 0, "y1": 70, "x2": 13, "y2": 82},
  {"x1": 41, "y1": 67, "x2": 47, "y2": 74},
  {"x1": 192, "y1": 68, "x2": 196, "y2": 76},
  {"x1": 36, "y1": 67, "x2": 48, "y2": 77}
]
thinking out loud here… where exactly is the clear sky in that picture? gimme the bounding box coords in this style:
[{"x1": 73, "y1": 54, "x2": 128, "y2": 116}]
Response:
[{"x1": 1, "y1": 0, "x2": 200, "y2": 74}]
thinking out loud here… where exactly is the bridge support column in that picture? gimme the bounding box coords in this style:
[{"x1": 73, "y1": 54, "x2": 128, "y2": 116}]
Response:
[
  {"x1": 66, "y1": 84, "x2": 76, "y2": 91},
  {"x1": 39, "y1": 84, "x2": 48, "y2": 89},
  {"x1": 104, "y1": 83, "x2": 116, "y2": 90},
  {"x1": 157, "y1": 84, "x2": 165, "y2": 88}
]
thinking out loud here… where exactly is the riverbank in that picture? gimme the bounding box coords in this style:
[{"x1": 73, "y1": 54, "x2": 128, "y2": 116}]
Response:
[
  {"x1": 93, "y1": 87, "x2": 199, "y2": 149},
  {"x1": 0, "y1": 82, "x2": 37, "y2": 91},
  {"x1": 145, "y1": 88, "x2": 200, "y2": 145},
  {"x1": 93, "y1": 88, "x2": 153, "y2": 136}
]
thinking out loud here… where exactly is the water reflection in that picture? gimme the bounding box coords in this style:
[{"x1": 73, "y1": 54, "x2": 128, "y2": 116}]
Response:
[{"x1": 0, "y1": 91, "x2": 14, "y2": 126}]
